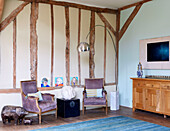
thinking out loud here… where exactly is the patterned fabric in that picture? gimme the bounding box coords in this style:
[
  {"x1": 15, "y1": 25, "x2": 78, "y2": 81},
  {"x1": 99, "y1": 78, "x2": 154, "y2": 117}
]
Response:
[
  {"x1": 83, "y1": 78, "x2": 106, "y2": 107},
  {"x1": 86, "y1": 89, "x2": 103, "y2": 97},
  {"x1": 85, "y1": 79, "x2": 103, "y2": 89},
  {"x1": 38, "y1": 101, "x2": 56, "y2": 112},
  {"x1": 42, "y1": 93, "x2": 54, "y2": 101},
  {"x1": 84, "y1": 97, "x2": 106, "y2": 105},
  {"x1": 21, "y1": 81, "x2": 37, "y2": 95},
  {"x1": 21, "y1": 80, "x2": 56, "y2": 113},
  {"x1": 27, "y1": 91, "x2": 43, "y2": 101},
  {"x1": 31, "y1": 116, "x2": 170, "y2": 131}
]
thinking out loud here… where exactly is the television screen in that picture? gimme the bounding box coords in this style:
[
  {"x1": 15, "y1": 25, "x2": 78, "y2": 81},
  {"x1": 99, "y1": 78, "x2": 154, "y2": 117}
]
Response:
[{"x1": 147, "y1": 41, "x2": 169, "y2": 62}]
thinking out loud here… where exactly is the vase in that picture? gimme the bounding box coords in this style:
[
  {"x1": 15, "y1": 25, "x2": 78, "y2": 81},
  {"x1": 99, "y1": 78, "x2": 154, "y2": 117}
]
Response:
[{"x1": 137, "y1": 62, "x2": 143, "y2": 78}]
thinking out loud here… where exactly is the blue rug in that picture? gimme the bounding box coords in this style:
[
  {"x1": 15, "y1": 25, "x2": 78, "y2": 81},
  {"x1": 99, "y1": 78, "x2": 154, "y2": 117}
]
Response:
[{"x1": 31, "y1": 116, "x2": 170, "y2": 131}]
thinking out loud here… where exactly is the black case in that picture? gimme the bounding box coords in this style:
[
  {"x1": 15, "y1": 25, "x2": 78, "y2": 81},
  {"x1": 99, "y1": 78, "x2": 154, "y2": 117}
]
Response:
[{"x1": 57, "y1": 98, "x2": 80, "y2": 118}]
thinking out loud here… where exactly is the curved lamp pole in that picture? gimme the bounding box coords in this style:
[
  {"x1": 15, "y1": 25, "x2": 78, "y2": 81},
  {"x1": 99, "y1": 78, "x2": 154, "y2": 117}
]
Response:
[{"x1": 77, "y1": 25, "x2": 117, "y2": 90}]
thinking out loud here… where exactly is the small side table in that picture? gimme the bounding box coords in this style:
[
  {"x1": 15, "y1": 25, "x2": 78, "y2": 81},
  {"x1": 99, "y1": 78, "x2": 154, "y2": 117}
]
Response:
[{"x1": 57, "y1": 98, "x2": 80, "y2": 118}]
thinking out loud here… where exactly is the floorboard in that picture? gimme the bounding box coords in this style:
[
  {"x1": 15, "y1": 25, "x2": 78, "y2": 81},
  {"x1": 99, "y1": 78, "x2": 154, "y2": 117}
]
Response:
[{"x1": 0, "y1": 106, "x2": 169, "y2": 131}]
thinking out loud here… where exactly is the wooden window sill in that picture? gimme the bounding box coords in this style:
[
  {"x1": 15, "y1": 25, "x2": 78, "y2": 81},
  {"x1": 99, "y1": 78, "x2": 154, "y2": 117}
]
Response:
[
  {"x1": 0, "y1": 83, "x2": 116, "y2": 93},
  {"x1": 0, "y1": 87, "x2": 62, "y2": 93}
]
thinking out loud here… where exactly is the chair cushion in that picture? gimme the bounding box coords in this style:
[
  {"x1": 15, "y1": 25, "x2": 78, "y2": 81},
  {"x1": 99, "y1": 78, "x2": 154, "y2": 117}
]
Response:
[
  {"x1": 21, "y1": 81, "x2": 37, "y2": 95},
  {"x1": 38, "y1": 101, "x2": 56, "y2": 112},
  {"x1": 27, "y1": 91, "x2": 43, "y2": 101},
  {"x1": 86, "y1": 89, "x2": 103, "y2": 97},
  {"x1": 85, "y1": 78, "x2": 103, "y2": 89},
  {"x1": 84, "y1": 97, "x2": 106, "y2": 105}
]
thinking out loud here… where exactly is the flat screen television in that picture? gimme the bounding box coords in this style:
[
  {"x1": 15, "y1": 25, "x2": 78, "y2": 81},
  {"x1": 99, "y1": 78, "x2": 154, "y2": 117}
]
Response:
[
  {"x1": 140, "y1": 36, "x2": 170, "y2": 69},
  {"x1": 147, "y1": 41, "x2": 169, "y2": 62}
]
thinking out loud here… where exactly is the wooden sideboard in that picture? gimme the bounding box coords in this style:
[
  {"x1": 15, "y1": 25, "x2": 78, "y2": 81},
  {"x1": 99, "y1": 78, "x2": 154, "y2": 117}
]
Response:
[{"x1": 131, "y1": 78, "x2": 170, "y2": 118}]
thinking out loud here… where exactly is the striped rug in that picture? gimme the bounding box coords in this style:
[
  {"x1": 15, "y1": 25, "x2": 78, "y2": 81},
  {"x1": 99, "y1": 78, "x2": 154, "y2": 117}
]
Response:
[{"x1": 31, "y1": 116, "x2": 170, "y2": 131}]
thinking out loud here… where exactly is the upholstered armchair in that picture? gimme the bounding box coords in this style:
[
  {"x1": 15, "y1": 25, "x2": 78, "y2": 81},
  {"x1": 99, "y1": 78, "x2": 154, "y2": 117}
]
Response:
[
  {"x1": 21, "y1": 80, "x2": 57, "y2": 124},
  {"x1": 82, "y1": 78, "x2": 107, "y2": 115}
]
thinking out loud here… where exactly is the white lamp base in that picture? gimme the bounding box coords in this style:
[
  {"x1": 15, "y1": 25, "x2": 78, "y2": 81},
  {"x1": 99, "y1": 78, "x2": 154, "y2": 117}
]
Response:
[{"x1": 110, "y1": 91, "x2": 119, "y2": 110}]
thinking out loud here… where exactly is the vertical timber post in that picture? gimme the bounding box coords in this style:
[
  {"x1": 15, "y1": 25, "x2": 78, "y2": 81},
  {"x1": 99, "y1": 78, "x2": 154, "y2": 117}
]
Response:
[
  {"x1": 65, "y1": 7, "x2": 70, "y2": 86},
  {"x1": 50, "y1": 4, "x2": 54, "y2": 87},
  {"x1": 89, "y1": 11, "x2": 95, "y2": 78},
  {"x1": 30, "y1": 2, "x2": 39, "y2": 80},
  {"x1": 13, "y1": 18, "x2": 16, "y2": 88},
  {"x1": 78, "y1": 9, "x2": 81, "y2": 85}
]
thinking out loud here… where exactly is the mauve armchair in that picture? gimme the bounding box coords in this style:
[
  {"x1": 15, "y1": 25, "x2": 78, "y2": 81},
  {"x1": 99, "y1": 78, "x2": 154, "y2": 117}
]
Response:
[
  {"x1": 82, "y1": 78, "x2": 108, "y2": 115},
  {"x1": 20, "y1": 80, "x2": 57, "y2": 124}
]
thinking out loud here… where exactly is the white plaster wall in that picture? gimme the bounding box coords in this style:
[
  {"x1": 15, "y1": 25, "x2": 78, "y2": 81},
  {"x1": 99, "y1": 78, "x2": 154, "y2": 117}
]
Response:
[{"x1": 0, "y1": 0, "x2": 116, "y2": 120}]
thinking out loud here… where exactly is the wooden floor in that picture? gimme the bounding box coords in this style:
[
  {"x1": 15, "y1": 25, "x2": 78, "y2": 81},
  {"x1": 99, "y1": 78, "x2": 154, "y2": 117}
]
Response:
[{"x1": 0, "y1": 106, "x2": 169, "y2": 131}]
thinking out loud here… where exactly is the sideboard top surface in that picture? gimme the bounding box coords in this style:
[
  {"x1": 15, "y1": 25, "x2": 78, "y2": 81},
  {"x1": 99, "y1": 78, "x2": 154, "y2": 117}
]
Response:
[{"x1": 131, "y1": 77, "x2": 170, "y2": 82}]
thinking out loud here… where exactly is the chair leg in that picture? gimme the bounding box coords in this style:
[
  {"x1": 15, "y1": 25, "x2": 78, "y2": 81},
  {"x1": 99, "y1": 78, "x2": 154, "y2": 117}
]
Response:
[
  {"x1": 82, "y1": 103, "x2": 84, "y2": 115},
  {"x1": 39, "y1": 113, "x2": 41, "y2": 124},
  {"x1": 55, "y1": 108, "x2": 57, "y2": 118},
  {"x1": 106, "y1": 105, "x2": 108, "y2": 115}
]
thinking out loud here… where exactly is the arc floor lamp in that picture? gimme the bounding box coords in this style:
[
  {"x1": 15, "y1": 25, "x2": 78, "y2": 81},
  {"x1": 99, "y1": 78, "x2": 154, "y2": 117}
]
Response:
[{"x1": 77, "y1": 25, "x2": 117, "y2": 90}]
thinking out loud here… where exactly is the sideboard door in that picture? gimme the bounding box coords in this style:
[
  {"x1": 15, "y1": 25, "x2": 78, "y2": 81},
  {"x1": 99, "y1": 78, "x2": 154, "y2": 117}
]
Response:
[
  {"x1": 145, "y1": 88, "x2": 161, "y2": 112},
  {"x1": 162, "y1": 90, "x2": 170, "y2": 115},
  {"x1": 133, "y1": 86, "x2": 145, "y2": 110}
]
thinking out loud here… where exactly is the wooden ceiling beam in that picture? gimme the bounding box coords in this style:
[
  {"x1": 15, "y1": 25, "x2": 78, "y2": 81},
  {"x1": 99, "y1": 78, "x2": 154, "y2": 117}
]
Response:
[
  {"x1": 118, "y1": 0, "x2": 152, "y2": 11},
  {"x1": 0, "y1": 2, "x2": 29, "y2": 32},
  {"x1": 19, "y1": 0, "x2": 117, "y2": 14},
  {"x1": 97, "y1": 12, "x2": 116, "y2": 36},
  {"x1": 119, "y1": 4, "x2": 142, "y2": 40},
  {"x1": 0, "y1": 0, "x2": 4, "y2": 21}
]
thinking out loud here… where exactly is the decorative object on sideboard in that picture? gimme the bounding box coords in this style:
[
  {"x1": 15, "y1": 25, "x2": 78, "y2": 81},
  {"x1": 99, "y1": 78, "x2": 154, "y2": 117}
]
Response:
[
  {"x1": 61, "y1": 86, "x2": 76, "y2": 100},
  {"x1": 1, "y1": 105, "x2": 28, "y2": 125},
  {"x1": 137, "y1": 62, "x2": 143, "y2": 78}
]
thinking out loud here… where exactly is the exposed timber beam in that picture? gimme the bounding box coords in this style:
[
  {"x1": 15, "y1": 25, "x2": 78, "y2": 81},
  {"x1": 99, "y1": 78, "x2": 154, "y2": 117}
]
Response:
[
  {"x1": 30, "y1": 2, "x2": 39, "y2": 80},
  {"x1": 20, "y1": 0, "x2": 117, "y2": 14},
  {"x1": 65, "y1": 7, "x2": 70, "y2": 86},
  {"x1": 0, "y1": 2, "x2": 29, "y2": 32},
  {"x1": 119, "y1": 4, "x2": 142, "y2": 40},
  {"x1": 97, "y1": 13, "x2": 116, "y2": 36},
  {"x1": 115, "y1": 11, "x2": 120, "y2": 87},
  {"x1": 118, "y1": 0, "x2": 152, "y2": 11},
  {"x1": 78, "y1": 9, "x2": 81, "y2": 85},
  {"x1": 89, "y1": 11, "x2": 95, "y2": 78},
  {"x1": 0, "y1": 0, "x2": 4, "y2": 21},
  {"x1": 13, "y1": 18, "x2": 17, "y2": 89},
  {"x1": 50, "y1": 4, "x2": 54, "y2": 87},
  {"x1": 104, "y1": 25, "x2": 107, "y2": 83}
]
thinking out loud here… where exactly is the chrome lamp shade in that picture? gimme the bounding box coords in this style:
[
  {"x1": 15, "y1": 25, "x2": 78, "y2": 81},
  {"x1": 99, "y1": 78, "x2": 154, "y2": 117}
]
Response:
[{"x1": 77, "y1": 42, "x2": 90, "y2": 52}]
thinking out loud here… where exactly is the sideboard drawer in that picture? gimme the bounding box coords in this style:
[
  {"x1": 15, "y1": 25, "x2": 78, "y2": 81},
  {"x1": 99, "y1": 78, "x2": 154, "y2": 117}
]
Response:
[
  {"x1": 145, "y1": 81, "x2": 160, "y2": 89},
  {"x1": 161, "y1": 82, "x2": 170, "y2": 90},
  {"x1": 134, "y1": 81, "x2": 145, "y2": 87}
]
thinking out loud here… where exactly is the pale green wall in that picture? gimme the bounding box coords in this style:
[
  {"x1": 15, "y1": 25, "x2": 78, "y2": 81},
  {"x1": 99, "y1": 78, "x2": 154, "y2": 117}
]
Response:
[{"x1": 119, "y1": 0, "x2": 170, "y2": 107}]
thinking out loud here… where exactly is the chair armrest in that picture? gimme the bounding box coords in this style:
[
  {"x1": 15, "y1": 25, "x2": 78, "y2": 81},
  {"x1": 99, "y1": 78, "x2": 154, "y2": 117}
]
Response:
[
  {"x1": 83, "y1": 90, "x2": 86, "y2": 99},
  {"x1": 21, "y1": 93, "x2": 40, "y2": 113},
  {"x1": 102, "y1": 90, "x2": 107, "y2": 99},
  {"x1": 42, "y1": 93, "x2": 55, "y2": 101}
]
